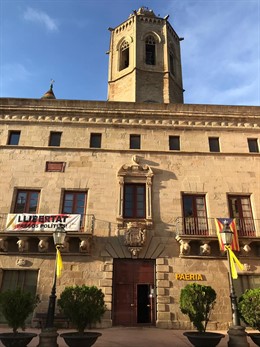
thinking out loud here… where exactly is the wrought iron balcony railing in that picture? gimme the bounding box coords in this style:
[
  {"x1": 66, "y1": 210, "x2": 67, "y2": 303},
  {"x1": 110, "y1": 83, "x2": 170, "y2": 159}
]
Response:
[
  {"x1": 0, "y1": 214, "x2": 259, "y2": 239},
  {"x1": 175, "y1": 217, "x2": 260, "y2": 238}
]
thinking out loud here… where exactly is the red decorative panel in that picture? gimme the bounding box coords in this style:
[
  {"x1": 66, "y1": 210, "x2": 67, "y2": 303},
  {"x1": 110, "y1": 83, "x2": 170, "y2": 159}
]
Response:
[{"x1": 45, "y1": 162, "x2": 66, "y2": 172}]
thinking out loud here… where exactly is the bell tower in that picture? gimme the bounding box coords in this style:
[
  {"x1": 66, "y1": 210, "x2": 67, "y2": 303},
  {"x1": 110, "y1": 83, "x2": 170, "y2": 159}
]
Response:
[{"x1": 107, "y1": 7, "x2": 184, "y2": 104}]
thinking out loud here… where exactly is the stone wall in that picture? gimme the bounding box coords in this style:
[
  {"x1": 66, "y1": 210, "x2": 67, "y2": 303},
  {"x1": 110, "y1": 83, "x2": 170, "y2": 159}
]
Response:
[{"x1": 0, "y1": 98, "x2": 259, "y2": 328}]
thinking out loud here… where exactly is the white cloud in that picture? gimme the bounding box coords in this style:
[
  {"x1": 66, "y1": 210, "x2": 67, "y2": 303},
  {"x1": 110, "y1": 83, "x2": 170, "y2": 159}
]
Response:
[{"x1": 23, "y1": 7, "x2": 58, "y2": 32}]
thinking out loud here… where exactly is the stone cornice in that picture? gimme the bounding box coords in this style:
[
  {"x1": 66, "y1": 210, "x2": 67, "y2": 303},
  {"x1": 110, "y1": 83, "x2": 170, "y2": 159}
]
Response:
[
  {"x1": 0, "y1": 98, "x2": 259, "y2": 130},
  {"x1": 1, "y1": 145, "x2": 259, "y2": 157}
]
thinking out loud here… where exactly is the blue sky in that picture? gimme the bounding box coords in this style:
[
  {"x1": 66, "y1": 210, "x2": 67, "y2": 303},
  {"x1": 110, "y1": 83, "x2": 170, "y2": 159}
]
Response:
[{"x1": 0, "y1": 0, "x2": 259, "y2": 106}]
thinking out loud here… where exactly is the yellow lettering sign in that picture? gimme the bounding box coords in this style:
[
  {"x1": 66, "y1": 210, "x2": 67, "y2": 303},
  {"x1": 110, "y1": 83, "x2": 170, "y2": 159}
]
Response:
[{"x1": 175, "y1": 273, "x2": 203, "y2": 281}]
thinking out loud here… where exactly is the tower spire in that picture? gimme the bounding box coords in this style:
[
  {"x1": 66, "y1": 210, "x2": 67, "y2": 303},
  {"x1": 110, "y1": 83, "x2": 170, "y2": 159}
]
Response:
[{"x1": 41, "y1": 79, "x2": 56, "y2": 99}]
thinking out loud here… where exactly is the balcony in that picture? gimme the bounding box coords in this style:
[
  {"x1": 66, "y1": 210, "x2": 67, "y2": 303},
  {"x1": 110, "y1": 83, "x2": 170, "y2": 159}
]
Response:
[
  {"x1": 174, "y1": 217, "x2": 260, "y2": 257},
  {"x1": 175, "y1": 217, "x2": 259, "y2": 238},
  {"x1": 0, "y1": 213, "x2": 94, "y2": 255}
]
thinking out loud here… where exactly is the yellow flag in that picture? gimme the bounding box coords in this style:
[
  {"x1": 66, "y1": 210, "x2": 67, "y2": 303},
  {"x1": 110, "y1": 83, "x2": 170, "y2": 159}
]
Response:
[
  {"x1": 225, "y1": 246, "x2": 244, "y2": 279},
  {"x1": 56, "y1": 247, "x2": 63, "y2": 278}
]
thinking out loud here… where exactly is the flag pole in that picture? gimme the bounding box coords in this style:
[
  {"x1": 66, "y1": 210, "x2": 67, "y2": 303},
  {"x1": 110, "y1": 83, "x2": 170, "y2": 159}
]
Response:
[{"x1": 38, "y1": 224, "x2": 66, "y2": 347}]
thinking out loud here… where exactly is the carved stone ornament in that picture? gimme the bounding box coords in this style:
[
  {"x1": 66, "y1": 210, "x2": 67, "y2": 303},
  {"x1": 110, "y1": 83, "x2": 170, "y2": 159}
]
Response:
[
  {"x1": 16, "y1": 258, "x2": 27, "y2": 267},
  {"x1": 128, "y1": 247, "x2": 142, "y2": 258},
  {"x1": 38, "y1": 238, "x2": 49, "y2": 252},
  {"x1": 17, "y1": 238, "x2": 29, "y2": 252},
  {"x1": 79, "y1": 238, "x2": 90, "y2": 253},
  {"x1": 241, "y1": 243, "x2": 251, "y2": 255},
  {"x1": 243, "y1": 263, "x2": 251, "y2": 271},
  {"x1": 200, "y1": 242, "x2": 211, "y2": 256},
  {"x1": 124, "y1": 222, "x2": 146, "y2": 257},
  {"x1": 118, "y1": 157, "x2": 153, "y2": 180},
  {"x1": 175, "y1": 235, "x2": 191, "y2": 256},
  {"x1": 0, "y1": 238, "x2": 7, "y2": 252}
]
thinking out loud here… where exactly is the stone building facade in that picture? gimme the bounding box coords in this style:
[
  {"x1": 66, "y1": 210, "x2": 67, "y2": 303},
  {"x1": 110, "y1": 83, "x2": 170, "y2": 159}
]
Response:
[{"x1": 0, "y1": 7, "x2": 259, "y2": 330}]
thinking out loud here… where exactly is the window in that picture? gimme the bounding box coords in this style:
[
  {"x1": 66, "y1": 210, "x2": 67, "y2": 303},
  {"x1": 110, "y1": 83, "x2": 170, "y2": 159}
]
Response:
[
  {"x1": 209, "y1": 137, "x2": 220, "y2": 152},
  {"x1": 118, "y1": 161, "x2": 153, "y2": 225},
  {"x1": 145, "y1": 35, "x2": 156, "y2": 65},
  {"x1": 62, "y1": 191, "x2": 87, "y2": 228},
  {"x1": 228, "y1": 195, "x2": 255, "y2": 236},
  {"x1": 7, "y1": 131, "x2": 20, "y2": 145},
  {"x1": 123, "y1": 184, "x2": 145, "y2": 218},
  {"x1": 169, "y1": 136, "x2": 180, "y2": 150},
  {"x1": 247, "y1": 138, "x2": 259, "y2": 153},
  {"x1": 0, "y1": 270, "x2": 38, "y2": 294},
  {"x1": 169, "y1": 43, "x2": 176, "y2": 75},
  {"x1": 90, "y1": 133, "x2": 102, "y2": 148},
  {"x1": 182, "y1": 194, "x2": 208, "y2": 235},
  {"x1": 0, "y1": 270, "x2": 38, "y2": 323},
  {"x1": 130, "y1": 135, "x2": 141, "y2": 149},
  {"x1": 14, "y1": 190, "x2": 40, "y2": 213},
  {"x1": 169, "y1": 52, "x2": 175, "y2": 75},
  {"x1": 234, "y1": 275, "x2": 260, "y2": 299},
  {"x1": 49, "y1": 132, "x2": 62, "y2": 146},
  {"x1": 119, "y1": 40, "x2": 129, "y2": 71}
]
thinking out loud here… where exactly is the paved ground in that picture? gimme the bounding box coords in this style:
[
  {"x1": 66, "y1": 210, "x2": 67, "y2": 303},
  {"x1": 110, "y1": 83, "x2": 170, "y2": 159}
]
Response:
[{"x1": 0, "y1": 327, "x2": 258, "y2": 347}]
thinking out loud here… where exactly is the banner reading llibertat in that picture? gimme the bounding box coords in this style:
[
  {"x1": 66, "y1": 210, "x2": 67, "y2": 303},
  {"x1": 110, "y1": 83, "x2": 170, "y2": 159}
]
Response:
[{"x1": 5, "y1": 214, "x2": 81, "y2": 231}]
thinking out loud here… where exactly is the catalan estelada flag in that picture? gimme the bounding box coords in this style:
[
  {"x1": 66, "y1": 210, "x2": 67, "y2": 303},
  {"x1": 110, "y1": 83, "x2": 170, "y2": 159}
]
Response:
[{"x1": 215, "y1": 218, "x2": 240, "y2": 251}]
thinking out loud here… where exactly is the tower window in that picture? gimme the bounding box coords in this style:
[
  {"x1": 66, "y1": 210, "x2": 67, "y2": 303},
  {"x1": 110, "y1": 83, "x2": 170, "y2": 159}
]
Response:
[
  {"x1": 247, "y1": 138, "x2": 259, "y2": 153},
  {"x1": 169, "y1": 136, "x2": 180, "y2": 150},
  {"x1": 208, "y1": 137, "x2": 220, "y2": 152},
  {"x1": 49, "y1": 132, "x2": 62, "y2": 146},
  {"x1": 7, "y1": 131, "x2": 21, "y2": 145},
  {"x1": 90, "y1": 133, "x2": 102, "y2": 148},
  {"x1": 119, "y1": 40, "x2": 129, "y2": 71},
  {"x1": 145, "y1": 35, "x2": 156, "y2": 65},
  {"x1": 130, "y1": 135, "x2": 141, "y2": 149},
  {"x1": 169, "y1": 51, "x2": 175, "y2": 75}
]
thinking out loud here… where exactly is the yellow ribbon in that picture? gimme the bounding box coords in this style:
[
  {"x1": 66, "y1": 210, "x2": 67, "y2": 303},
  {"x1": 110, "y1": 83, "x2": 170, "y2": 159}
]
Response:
[
  {"x1": 225, "y1": 246, "x2": 244, "y2": 279},
  {"x1": 56, "y1": 246, "x2": 63, "y2": 278}
]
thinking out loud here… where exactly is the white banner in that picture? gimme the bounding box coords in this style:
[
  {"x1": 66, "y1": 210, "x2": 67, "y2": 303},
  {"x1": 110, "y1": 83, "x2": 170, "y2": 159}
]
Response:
[{"x1": 6, "y1": 214, "x2": 81, "y2": 232}]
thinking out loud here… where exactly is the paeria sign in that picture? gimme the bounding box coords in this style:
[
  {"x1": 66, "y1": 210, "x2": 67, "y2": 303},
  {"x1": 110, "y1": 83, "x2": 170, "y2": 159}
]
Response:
[
  {"x1": 6, "y1": 214, "x2": 81, "y2": 231},
  {"x1": 175, "y1": 273, "x2": 204, "y2": 281}
]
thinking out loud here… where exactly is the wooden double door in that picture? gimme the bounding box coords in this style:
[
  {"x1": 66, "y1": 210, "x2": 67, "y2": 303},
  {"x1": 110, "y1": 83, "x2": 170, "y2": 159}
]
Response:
[{"x1": 112, "y1": 259, "x2": 155, "y2": 326}]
